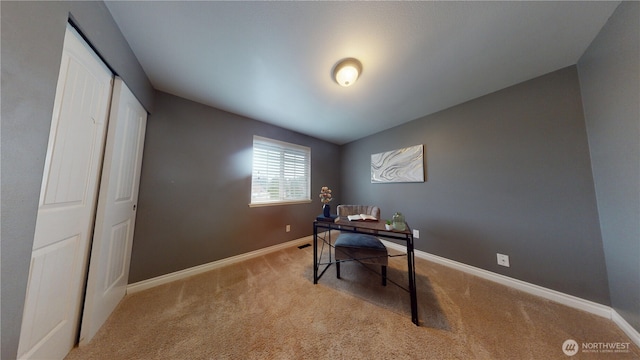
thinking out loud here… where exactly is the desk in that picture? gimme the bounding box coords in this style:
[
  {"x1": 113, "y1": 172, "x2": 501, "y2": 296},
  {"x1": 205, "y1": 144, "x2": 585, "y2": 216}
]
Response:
[{"x1": 313, "y1": 217, "x2": 418, "y2": 326}]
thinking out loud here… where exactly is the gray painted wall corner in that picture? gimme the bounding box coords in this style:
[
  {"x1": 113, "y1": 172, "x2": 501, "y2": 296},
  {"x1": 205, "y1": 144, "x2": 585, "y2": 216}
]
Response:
[
  {"x1": 129, "y1": 91, "x2": 341, "y2": 283},
  {"x1": 577, "y1": 1, "x2": 640, "y2": 332},
  {"x1": 341, "y1": 66, "x2": 610, "y2": 306}
]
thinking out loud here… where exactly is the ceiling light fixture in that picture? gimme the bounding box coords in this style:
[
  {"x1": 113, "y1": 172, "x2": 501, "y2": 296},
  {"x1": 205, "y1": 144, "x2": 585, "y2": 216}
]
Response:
[{"x1": 333, "y1": 58, "x2": 362, "y2": 87}]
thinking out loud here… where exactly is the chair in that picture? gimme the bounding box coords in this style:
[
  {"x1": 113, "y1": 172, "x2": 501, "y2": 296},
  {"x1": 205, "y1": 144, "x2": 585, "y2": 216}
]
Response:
[{"x1": 335, "y1": 205, "x2": 389, "y2": 286}]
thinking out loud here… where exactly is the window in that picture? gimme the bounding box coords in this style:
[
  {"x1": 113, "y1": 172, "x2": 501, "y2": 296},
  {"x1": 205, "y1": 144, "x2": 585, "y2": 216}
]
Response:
[{"x1": 250, "y1": 136, "x2": 311, "y2": 206}]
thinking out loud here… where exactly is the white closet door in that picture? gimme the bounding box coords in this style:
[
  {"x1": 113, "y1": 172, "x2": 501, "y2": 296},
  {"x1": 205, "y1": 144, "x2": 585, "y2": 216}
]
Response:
[
  {"x1": 17, "y1": 24, "x2": 113, "y2": 360},
  {"x1": 79, "y1": 78, "x2": 147, "y2": 344}
]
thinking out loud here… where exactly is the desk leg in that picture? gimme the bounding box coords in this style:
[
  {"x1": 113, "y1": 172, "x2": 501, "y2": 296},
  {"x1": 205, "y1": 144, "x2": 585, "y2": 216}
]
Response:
[
  {"x1": 313, "y1": 223, "x2": 318, "y2": 284},
  {"x1": 328, "y1": 228, "x2": 332, "y2": 263},
  {"x1": 407, "y1": 236, "x2": 419, "y2": 326}
]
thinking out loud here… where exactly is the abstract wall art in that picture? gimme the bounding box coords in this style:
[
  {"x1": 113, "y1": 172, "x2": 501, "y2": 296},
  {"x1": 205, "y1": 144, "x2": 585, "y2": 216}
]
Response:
[{"x1": 371, "y1": 144, "x2": 424, "y2": 183}]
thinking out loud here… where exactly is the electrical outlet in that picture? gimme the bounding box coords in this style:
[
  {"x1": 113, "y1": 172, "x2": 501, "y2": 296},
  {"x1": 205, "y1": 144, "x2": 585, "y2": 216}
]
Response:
[
  {"x1": 497, "y1": 253, "x2": 510, "y2": 267},
  {"x1": 413, "y1": 229, "x2": 420, "y2": 239},
  {"x1": 286, "y1": 225, "x2": 290, "y2": 232}
]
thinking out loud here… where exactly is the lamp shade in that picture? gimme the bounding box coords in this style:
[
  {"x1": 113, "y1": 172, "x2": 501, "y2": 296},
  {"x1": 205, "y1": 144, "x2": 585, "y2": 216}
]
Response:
[{"x1": 333, "y1": 58, "x2": 362, "y2": 87}]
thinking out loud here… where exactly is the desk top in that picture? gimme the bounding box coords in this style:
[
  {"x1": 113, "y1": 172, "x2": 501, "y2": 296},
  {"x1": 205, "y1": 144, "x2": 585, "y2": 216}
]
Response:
[
  {"x1": 331, "y1": 216, "x2": 412, "y2": 235},
  {"x1": 316, "y1": 214, "x2": 338, "y2": 222}
]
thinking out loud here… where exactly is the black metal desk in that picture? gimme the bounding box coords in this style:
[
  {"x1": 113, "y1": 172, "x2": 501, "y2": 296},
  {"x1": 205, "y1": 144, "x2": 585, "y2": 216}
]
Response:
[{"x1": 313, "y1": 217, "x2": 418, "y2": 326}]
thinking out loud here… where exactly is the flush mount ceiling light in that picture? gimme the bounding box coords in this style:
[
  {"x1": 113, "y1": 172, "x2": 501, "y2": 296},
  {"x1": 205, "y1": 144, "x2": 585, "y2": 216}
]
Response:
[{"x1": 333, "y1": 58, "x2": 362, "y2": 87}]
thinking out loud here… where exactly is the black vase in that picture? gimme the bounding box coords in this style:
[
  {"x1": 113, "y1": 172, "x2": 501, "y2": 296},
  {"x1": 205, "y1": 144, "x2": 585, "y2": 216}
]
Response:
[{"x1": 323, "y1": 204, "x2": 331, "y2": 217}]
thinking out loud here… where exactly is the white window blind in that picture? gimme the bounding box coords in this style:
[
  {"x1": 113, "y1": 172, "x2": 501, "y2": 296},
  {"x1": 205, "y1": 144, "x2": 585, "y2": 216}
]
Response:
[{"x1": 251, "y1": 136, "x2": 311, "y2": 205}]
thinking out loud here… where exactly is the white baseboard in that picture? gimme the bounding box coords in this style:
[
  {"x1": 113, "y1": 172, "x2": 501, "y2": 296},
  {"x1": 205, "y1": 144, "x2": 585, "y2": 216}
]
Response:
[
  {"x1": 612, "y1": 309, "x2": 640, "y2": 347},
  {"x1": 126, "y1": 235, "x2": 316, "y2": 294},
  {"x1": 381, "y1": 240, "x2": 640, "y2": 348}
]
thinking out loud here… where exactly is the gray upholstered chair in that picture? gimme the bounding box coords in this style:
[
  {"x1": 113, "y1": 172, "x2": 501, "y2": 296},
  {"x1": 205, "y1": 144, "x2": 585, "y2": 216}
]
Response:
[{"x1": 335, "y1": 205, "x2": 388, "y2": 286}]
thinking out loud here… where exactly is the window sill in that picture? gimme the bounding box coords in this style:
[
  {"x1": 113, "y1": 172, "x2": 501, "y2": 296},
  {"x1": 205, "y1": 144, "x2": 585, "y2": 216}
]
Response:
[{"x1": 249, "y1": 200, "x2": 312, "y2": 208}]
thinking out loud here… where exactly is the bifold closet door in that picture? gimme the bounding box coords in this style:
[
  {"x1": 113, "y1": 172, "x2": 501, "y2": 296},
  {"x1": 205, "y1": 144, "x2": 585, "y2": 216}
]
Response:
[
  {"x1": 79, "y1": 78, "x2": 147, "y2": 345},
  {"x1": 17, "y1": 24, "x2": 113, "y2": 360}
]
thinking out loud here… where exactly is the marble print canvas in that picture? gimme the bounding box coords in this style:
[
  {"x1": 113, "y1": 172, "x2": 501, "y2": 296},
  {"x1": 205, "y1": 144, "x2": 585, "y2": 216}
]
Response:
[{"x1": 371, "y1": 144, "x2": 424, "y2": 183}]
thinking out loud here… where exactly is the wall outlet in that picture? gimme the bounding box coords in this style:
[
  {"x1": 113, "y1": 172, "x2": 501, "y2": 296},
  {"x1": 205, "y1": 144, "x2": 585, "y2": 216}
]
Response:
[
  {"x1": 413, "y1": 229, "x2": 420, "y2": 239},
  {"x1": 286, "y1": 225, "x2": 290, "y2": 232},
  {"x1": 497, "y1": 253, "x2": 510, "y2": 267}
]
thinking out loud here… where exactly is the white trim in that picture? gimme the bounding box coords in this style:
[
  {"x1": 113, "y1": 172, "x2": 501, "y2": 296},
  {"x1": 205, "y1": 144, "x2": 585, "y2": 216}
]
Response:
[
  {"x1": 612, "y1": 309, "x2": 640, "y2": 347},
  {"x1": 249, "y1": 199, "x2": 312, "y2": 208},
  {"x1": 126, "y1": 235, "x2": 318, "y2": 294},
  {"x1": 382, "y1": 240, "x2": 640, "y2": 348}
]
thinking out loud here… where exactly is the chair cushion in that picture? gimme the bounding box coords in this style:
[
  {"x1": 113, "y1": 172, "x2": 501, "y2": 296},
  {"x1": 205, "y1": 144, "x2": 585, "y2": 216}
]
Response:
[
  {"x1": 334, "y1": 233, "x2": 388, "y2": 266},
  {"x1": 335, "y1": 233, "x2": 386, "y2": 250}
]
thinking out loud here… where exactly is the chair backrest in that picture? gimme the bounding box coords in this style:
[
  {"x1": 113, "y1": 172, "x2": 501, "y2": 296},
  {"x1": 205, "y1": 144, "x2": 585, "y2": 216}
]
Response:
[{"x1": 336, "y1": 205, "x2": 381, "y2": 220}]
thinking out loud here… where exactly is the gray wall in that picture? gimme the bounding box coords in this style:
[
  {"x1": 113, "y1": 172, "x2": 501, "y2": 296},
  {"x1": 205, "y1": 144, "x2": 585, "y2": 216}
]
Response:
[
  {"x1": 578, "y1": 1, "x2": 640, "y2": 332},
  {"x1": 341, "y1": 66, "x2": 611, "y2": 305},
  {"x1": 1, "y1": 2, "x2": 153, "y2": 359},
  {"x1": 129, "y1": 91, "x2": 341, "y2": 282}
]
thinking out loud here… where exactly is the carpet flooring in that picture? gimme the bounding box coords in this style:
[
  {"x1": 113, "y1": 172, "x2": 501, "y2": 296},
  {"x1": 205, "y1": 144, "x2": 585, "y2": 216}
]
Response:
[{"x1": 65, "y1": 239, "x2": 639, "y2": 359}]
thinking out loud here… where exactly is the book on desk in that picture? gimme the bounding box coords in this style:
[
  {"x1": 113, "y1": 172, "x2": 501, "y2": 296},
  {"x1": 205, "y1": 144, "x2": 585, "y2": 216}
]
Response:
[{"x1": 346, "y1": 214, "x2": 378, "y2": 221}]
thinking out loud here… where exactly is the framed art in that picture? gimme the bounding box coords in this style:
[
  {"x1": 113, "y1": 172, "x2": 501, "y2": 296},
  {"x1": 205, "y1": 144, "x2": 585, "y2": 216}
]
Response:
[{"x1": 371, "y1": 144, "x2": 424, "y2": 183}]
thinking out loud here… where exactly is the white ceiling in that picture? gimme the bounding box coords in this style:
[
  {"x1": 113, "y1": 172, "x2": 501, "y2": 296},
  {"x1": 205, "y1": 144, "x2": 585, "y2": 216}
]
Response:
[{"x1": 105, "y1": 1, "x2": 619, "y2": 145}]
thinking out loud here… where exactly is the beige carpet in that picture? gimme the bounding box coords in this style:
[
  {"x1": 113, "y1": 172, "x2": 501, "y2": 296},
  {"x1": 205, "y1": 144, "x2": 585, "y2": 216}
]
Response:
[{"x1": 66, "y1": 240, "x2": 639, "y2": 359}]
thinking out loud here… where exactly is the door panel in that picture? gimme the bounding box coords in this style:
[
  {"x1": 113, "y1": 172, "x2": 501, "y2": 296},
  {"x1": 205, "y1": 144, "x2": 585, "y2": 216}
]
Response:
[
  {"x1": 41, "y1": 62, "x2": 104, "y2": 207},
  {"x1": 79, "y1": 78, "x2": 147, "y2": 345},
  {"x1": 104, "y1": 219, "x2": 131, "y2": 292},
  {"x1": 17, "y1": 24, "x2": 113, "y2": 360},
  {"x1": 20, "y1": 236, "x2": 79, "y2": 350}
]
